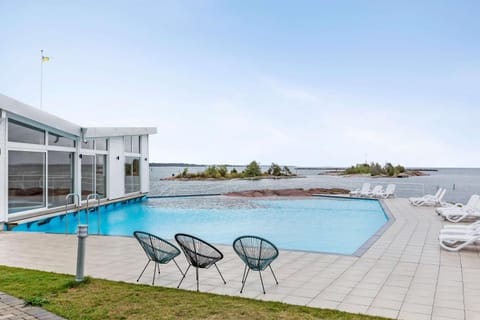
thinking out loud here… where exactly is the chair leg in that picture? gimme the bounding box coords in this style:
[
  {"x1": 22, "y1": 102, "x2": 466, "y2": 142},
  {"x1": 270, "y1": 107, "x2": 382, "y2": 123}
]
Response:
[
  {"x1": 137, "y1": 260, "x2": 151, "y2": 282},
  {"x1": 241, "y1": 264, "x2": 247, "y2": 283},
  {"x1": 177, "y1": 264, "x2": 191, "y2": 289},
  {"x1": 240, "y1": 267, "x2": 250, "y2": 293},
  {"x1": 152, "y1": 262, "x2": 157, "y2": 285},
  {"x1": 172, "y1": 258, "x2": 185, "y2": 276},
  {"x1": 214, "y1": 264, "x2": 226, "y2": 284},
  {"x1": 269, "y1": 265, "x2": 279, "y2": 284},
  {"x1": 258, "y1": 270, "x2": 265, "y2": 294},
  {"x1": 196, "y1": 266, "x2": 199, "y2": 292}
]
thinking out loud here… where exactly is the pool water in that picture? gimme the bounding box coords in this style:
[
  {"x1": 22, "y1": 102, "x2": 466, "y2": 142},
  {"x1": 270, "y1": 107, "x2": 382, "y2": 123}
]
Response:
[{"x1": 10, "y1": 196, "x2": 389, "y2": 255}]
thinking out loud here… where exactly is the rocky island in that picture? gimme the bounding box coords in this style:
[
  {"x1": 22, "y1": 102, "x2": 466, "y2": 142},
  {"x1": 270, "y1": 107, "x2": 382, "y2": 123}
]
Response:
[
  {"x1": 163, "y1": 161, "x2": 301, "y2": 181},
  {"x1": 322, "y1": 162, "x2": 428, "y2": 178}
]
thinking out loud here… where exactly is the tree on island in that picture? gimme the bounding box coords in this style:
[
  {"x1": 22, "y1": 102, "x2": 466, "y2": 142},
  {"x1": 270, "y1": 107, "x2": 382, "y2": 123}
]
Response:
[{"x1": 244, "y1": 161, "x2": 262, "y2": 177}]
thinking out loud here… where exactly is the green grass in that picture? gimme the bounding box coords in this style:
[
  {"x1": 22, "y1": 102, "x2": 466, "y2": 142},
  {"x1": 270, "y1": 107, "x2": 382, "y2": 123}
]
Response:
[{"x1": 0, "y1": 265, "x2": 389, "y2": 320}]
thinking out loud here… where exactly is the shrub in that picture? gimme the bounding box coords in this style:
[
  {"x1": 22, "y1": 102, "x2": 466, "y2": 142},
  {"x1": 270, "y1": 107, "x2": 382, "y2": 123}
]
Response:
[
  {"x1": 205, "y1": 165, "x2": 218, "y2": 178},
  {"x1": 395, "y1": 165, "x2": 405, "y2": 174},
  {"x1": 243, "y1": 161, "x2": 262, "y2": 177},
  {"x1": 385, "y1": 163, "x2": 395, "y2": 176},
  {"x1": 217, "y1": 165, "x2": 228, "y2": 178},
  {"x1": 370, "y1": 162, "x2": 383, "y2": 176},
  {"x1": 283, "y1": 166, "x2": 292, "y2": 175},
  {"x1": 268, "y1": 163, "x2": 282, "y2": 176}
]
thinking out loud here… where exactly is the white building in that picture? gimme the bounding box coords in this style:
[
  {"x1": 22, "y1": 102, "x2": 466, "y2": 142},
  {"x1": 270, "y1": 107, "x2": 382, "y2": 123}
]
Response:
[{"x1": 0, "y1": 94, "x2": 156, "y2": 225}]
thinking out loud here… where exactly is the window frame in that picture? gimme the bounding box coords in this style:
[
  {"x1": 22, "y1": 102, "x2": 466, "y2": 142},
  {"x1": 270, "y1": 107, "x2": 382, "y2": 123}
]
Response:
[{"x1": 6, "y1": 116, "x2": 78, "y2": 216}]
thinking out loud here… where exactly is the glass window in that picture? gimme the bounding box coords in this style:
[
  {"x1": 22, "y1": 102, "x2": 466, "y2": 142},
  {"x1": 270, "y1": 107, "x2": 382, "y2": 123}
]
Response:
[
  {"x1": 81, "y1": 140, "x2": 94, "y2": 150},
  {"x1": 132, "y1": 136, "x2": 140, "y2": 153},
  {"x1": 95, "y1": 139, "x2": 107, "y2": 151},
  {"x1": 125, "y1": 157, "x2": 140, "y2": 193},
  {"x1": 48, "y1": 151, "x2": 74, "y2": 207},
  {"x1": 124, "y1": 136, "x2": 132, "y2": 152},
  {"x1": 96, "y1": 155, "x2": 107, "y2": 198},
  {"x1": 81, "y1": 155, "x2": 95, "y2": 200},
  {"x1": 8, "y1": 151, "x2": 45, "y2": 213},
  {"x1": 8, "y1": 119, "x2": 45, "y2": 145},
  {"x1": 48, "y1": 133, "x2": 75, "y2": 148}
]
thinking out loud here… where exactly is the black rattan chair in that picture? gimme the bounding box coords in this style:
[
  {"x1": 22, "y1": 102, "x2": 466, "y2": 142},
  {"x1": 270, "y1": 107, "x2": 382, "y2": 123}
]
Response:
[
  {"x1": 133, "y1": 231, "x2": 184, "y2": 285},
  {"x1": 233, "y1": 235, "x2": 279, "y2": 294},
  {"x1": 175, "y1": 233, "x2": 226, "y2": 291}
]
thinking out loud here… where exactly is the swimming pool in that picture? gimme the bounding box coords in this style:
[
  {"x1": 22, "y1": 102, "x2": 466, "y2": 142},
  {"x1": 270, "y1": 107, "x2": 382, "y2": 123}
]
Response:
[{"x1": 9, "y1": 196, "x2": 389, "y2": 255}]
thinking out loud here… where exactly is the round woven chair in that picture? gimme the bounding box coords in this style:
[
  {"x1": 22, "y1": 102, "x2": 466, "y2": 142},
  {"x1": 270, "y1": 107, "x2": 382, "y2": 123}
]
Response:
[
  {"x1": 233, "y1": 235, "x2": 279, "y2": 294},
  {"x1": 133, "y1": 231, "x2": 184, "y2": 285},
  {"x1": 175, "y1": 233, "x2": 226, "y2": 291}
]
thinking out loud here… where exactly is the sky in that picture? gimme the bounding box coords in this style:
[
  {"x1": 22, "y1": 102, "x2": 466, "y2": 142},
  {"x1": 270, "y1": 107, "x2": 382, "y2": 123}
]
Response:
[{"x1": 1, "y1": 0, "x2": 479, "y2": 167}]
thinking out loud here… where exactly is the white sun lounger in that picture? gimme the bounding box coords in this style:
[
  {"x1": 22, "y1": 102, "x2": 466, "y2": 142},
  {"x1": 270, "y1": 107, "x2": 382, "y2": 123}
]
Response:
[
  {"x1": 442, "y1": 205, "x2": 480, "y2": 223},
  {"x1": 376, "y1": 184, "x2": 395, "y2": 199},
  {"x1": 440, "y1": 221, "x2": 480, "y2": 235},
  {"x1": 409, "y1": 188, "x2": 442, "y2": 204},
  {"x1": 410, "y1": 188, "x2": 446, "y2": 206},
  {"x1": 439, "y1": 230, "x2": 480, "y2": 251},
  {"x1": 369, "y1": 185, "x2": 384, "y2": 198},
  {"x1": 349, "y1": 183, "x2": 370, "y2": 197},
  {"x1": 436, "y1": 194, "x2": 480, "y2": 216}
]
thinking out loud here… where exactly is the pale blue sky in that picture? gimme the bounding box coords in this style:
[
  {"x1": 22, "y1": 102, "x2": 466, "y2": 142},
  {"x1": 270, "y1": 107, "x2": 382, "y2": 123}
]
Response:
[{"x1": 1, "y1": 0, "x2": 479, "y2": 167}]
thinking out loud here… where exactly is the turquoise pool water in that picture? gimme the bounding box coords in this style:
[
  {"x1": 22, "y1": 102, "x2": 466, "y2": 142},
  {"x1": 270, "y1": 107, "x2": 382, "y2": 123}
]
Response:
[{"x1": 10, "y1": 196, "x2": 389, "y2": 255}]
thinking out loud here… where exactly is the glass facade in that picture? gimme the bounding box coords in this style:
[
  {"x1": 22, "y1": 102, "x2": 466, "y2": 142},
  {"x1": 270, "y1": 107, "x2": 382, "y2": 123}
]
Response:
[
  {"x1": 8, "y1": 119, "x2": 45, "y2": 144},
  {"x1": 81, "y1": 155, "x2": 95, "y2": 200},
  {"x1": 125, "y1": 136, "x2": 140, "y2": 153},
  {"x1": 96, "y1": 155, "x2": 107, "y2": 198},
  {"x1": 81, "y1": 155, "x2": 107, "y2": 200},
  {"x1": 6, "y1": 119, "x2": 147, "y2": 215},
  {"x1": 8, "y1": 151, "x2": 45, "y2": 213},
  {"x1": 95, "y1": 139, "x2": 107, "y2": 151},
  {"x1": 48, "y1": 151, "x2": 74, "y2": 207},
  {"x1": 48, "y1": 133, "x2": 75, "y2": 148},
  {"x1": 125, "y1": 157, "x2": 140, "y2": 193}
]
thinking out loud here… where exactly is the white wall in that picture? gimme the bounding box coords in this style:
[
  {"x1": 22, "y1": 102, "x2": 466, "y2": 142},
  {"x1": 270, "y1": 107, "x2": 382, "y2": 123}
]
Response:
[
  {"x1": 140, "y1": 135, "x2": 149, "y2": 193},
  {"x1": 0, "y1": 111, "x2": 7, "y2": 222},
  {"x1": 107, "y1": 137, "x2": 125, "y2": 199}
]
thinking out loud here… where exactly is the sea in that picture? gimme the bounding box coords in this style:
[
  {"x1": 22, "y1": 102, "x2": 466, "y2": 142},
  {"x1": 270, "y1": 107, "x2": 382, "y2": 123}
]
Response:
[{"x1": 149, "y1": 166, "x2": 480, "y2": 204}]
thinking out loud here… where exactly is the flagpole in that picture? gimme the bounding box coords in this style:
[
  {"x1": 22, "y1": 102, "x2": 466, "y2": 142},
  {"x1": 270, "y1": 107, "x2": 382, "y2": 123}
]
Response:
[{"x1": 40, "y1": 49, "x2": 44, "y2": 109}]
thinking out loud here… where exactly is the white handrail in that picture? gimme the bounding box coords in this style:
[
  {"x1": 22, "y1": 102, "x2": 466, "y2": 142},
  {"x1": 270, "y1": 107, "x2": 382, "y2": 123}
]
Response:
[
  {"x1": 86, "y1": 193, "x2": 101, "y2": 234},
  {"x1": 65, "y1": 193, "x2": 80, "y2": 234}
]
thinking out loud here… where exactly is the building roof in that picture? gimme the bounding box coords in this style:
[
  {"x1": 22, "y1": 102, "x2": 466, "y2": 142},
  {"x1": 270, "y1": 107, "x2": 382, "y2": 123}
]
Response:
[{"x1": 0, "y1": 94, "x2": 157, "y2": 138}]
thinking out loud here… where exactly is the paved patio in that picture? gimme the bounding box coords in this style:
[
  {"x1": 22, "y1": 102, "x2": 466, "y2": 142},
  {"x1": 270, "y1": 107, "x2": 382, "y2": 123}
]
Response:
[{"x1": 0, "y1": 198, "x2": 479, "y2": 320}]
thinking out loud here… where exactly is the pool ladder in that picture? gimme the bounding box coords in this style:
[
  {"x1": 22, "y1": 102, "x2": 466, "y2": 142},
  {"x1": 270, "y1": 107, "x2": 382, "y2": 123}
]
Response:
[
  {"x1": 86, "y1": 193, "x2": 101, "y2": 235},
  {"x1": 65, "y1": 193, "x2": 80, "y2": 235}
]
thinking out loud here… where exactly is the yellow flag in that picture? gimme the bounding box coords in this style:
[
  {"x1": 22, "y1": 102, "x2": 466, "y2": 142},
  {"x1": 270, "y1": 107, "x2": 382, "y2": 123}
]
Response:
[{"x1": 42, "y1": 56, "x2": 50, "y2": 62}]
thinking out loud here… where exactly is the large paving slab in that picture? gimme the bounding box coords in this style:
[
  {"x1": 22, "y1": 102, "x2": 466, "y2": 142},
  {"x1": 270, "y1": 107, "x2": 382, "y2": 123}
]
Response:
[{"x1": 0, "y1": 198, "x2": 479, "y2": 320}]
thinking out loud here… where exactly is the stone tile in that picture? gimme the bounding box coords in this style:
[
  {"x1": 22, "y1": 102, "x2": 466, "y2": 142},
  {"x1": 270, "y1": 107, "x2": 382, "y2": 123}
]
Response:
[
  {"x1": 432, "y1": 306, "x2": 465, "y2": 319},
  {"x1": 398, "y1": 311, "x2": 431, "y2": 320},
  {"x1": 367, "y1": 307, "x2": 399, "y2": 319},
  {"x1": 337, "y1": 302, "x2": 369, "y2": 314}
]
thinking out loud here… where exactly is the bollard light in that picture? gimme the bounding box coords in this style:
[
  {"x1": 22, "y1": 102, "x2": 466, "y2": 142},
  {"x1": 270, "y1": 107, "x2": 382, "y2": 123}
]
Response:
[{"x1": 76, "y1": 224, "x2": 88, "y2": 282}]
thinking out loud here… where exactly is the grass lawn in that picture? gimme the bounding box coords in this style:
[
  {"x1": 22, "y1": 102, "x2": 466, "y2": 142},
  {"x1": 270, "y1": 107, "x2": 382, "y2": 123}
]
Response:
[{"x1": 0, "y1": 265, "x2": 389, "y2": 320}]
